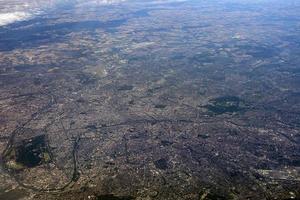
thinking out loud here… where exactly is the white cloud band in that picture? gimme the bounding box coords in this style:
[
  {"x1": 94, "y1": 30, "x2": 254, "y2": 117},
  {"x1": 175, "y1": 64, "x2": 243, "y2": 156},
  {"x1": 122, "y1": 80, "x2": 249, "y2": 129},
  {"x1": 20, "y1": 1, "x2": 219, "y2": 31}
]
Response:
[{"x1": 0, "y1": 11, "x2": 32, "y2": 26}]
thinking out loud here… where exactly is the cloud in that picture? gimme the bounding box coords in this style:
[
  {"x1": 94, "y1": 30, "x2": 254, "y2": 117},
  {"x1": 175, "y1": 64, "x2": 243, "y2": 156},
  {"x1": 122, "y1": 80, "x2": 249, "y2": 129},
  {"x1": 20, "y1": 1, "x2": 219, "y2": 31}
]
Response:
[
  {"x1": 0, "y1": 0, "x2": 125, "y2": 26},
  {"x1": 0, "y1": 0, "x2": 188, "y2": 26},
  {"x1": 0, "y1": 12, "x2": 32, "y2": 26}
]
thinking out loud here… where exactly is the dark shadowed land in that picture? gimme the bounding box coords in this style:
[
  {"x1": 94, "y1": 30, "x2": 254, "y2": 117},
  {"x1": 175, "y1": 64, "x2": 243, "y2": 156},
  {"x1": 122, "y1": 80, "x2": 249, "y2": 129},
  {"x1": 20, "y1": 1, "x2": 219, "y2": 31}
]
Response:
[{"x1": 0, "y1": 0, "x2": 299, "y2": 199}]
